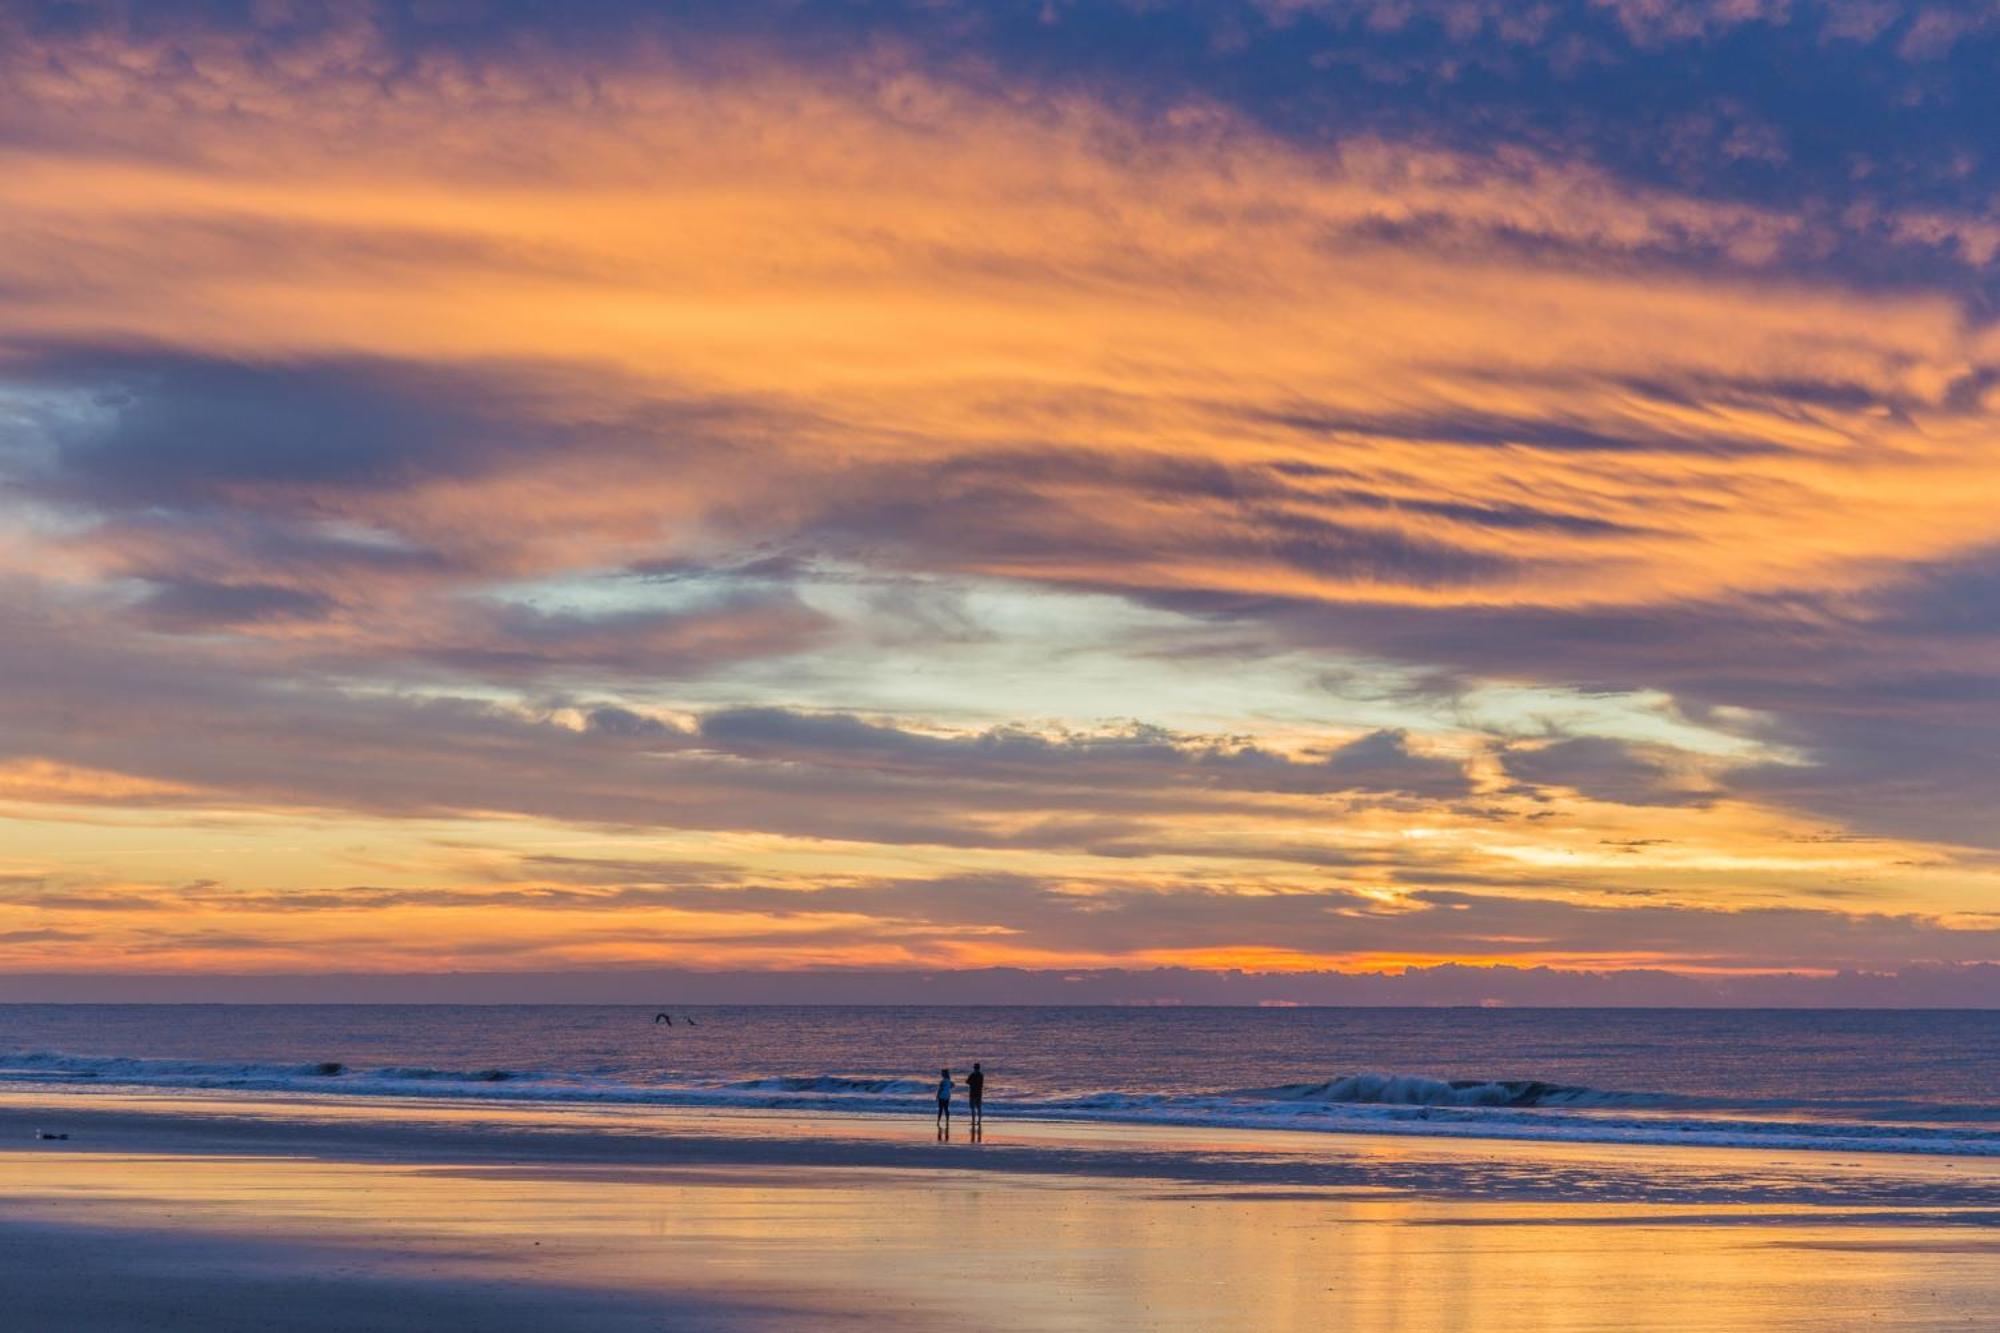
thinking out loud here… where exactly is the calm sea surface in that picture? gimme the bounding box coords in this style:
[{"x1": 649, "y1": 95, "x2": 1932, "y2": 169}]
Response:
[{"x1": 3, "y1": 1005, "x2": 1995, "y2": 1155}]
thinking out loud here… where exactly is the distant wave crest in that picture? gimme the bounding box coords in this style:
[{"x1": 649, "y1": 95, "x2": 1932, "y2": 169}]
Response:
[
  {"x1": 1223, "y1": 1073, "x2": 1667, "y2": 1109},
  {"x1": 723, "y1": 1074, "x2": 933, "y2": 1096},
  {"x1": 0, "y1": 1051, "x2": 531, "y2": 1088}
]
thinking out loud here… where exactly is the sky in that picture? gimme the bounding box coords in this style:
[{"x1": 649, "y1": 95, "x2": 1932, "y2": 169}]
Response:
[{"x1": 3, "y1": 0, "x2": 2000, "y2": 1001}]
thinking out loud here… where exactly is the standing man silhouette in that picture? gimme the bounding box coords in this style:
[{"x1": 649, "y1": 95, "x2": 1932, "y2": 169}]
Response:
[
  {"x1": 966, "y1": 1062, "x2": 985, "y2": 1132},
  {"x1": 935, "y1": 1067, "x2": 954, "y2": 1137}
]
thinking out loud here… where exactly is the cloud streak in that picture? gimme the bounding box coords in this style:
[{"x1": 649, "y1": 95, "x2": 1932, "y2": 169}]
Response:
[{"x1": 1, "y1": 2, "x2": 1998, "y2": 990}]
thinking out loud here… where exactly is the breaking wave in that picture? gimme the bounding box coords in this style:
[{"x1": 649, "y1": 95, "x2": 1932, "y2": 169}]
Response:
[
  {"x1": 1223, "y1": 1074, "x2": 1671, "y2": 1109},
  {"x1": 5, "y1": 1049, "x2": 1998, "y2": 1158}
]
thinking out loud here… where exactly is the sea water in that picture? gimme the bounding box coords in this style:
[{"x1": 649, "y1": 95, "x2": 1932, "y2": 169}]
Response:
[{"x1": 2, "y1": 1005, "x2": 1994, "y2": 1156}]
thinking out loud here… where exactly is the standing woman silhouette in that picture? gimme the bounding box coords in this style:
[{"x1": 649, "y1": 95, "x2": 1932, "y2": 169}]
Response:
[{"x1": 935, "y1": 1067, "x2": 954, "y2": 1135}]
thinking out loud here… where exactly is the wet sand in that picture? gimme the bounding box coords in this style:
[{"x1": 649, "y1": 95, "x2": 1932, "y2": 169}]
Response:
[{"x1": 3, "y1": 1088, "x2": 1996, "y2": 1331}]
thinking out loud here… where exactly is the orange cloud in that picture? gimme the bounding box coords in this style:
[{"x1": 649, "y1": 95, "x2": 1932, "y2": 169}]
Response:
[
  {"x1": 3, "y1": 15, "x2": 2000, "y2": 980},
  {"x1": 2, "y1": 23, "x2": 1996, "y2": 619}
]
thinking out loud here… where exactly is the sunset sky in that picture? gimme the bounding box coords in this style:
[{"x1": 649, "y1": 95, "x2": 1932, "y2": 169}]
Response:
[{"x1": 4, "y1": 0, "x2": 2000, "y2": 996}]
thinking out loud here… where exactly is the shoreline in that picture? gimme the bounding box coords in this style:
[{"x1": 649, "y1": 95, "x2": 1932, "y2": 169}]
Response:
[
  {"x1": 7, "y1": 1088, "x2": 1999, "y2": 1330},
  {"x1": 5, "y1": 1085, "x2": 1998, "y2": 1213},
  {"x1": 5, "y1": 1088, "x2": 2000, "y2": 1331},
  {"x1": 5, "y1": 1067, "x2": 1997, "y2": 1160}
]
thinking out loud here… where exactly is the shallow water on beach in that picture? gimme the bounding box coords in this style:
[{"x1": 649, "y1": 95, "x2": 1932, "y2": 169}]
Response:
[
  {"x1": 4, "y1": 1072, "x2": 1998, "y2": 1330},
  {"x1": 2, "y1": 1005, "x2": 1996, "y2": 1156},
  {"x1": 4, "y1": 1130, "x2": 1997, "y2": 1333}
]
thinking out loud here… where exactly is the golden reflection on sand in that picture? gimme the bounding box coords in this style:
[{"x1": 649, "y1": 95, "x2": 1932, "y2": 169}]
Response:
[{"x1": 3, "y1": 1096, "x2": 1995, "y2": 1331}]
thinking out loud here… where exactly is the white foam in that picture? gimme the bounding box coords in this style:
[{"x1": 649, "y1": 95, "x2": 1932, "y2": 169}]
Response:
[{"x1": 4, "y1": 1050, "x2": 1996, "y2": 1158}]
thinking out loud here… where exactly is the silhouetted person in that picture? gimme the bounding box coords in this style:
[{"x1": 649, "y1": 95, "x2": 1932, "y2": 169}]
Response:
[
  {"x1": 967, "y1": 1062, "x2": 985, "y2": 1129},
  {"x1": 935, "y1": 1067, "x2": 954, "y2": 1135}
]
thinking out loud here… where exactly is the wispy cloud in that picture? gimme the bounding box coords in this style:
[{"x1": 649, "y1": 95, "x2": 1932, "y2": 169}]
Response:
[{"x1": 3, "y1": 2, "x2": 1998, "y2": 988}]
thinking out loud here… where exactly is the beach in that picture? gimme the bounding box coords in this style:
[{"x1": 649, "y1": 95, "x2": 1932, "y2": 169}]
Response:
[{"x1": 5, "y1": 1087, "x2": 1997, "y2": 1331}]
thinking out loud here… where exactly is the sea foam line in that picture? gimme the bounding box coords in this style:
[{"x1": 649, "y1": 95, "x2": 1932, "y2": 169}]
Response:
[{"x1": 3, "y1": 1050, "x2": 1997, "y2": 1158}]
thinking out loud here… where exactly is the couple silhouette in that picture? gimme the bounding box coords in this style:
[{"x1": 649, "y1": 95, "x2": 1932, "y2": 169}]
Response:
[{"x1": 935, "y1": 1062, "x2": 985, "y2": 1139}]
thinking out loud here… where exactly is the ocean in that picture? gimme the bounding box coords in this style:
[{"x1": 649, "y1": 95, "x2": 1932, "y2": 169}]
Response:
[{"x1": 3, "y1": 1004, "x2": 1995, "y2": 1157}]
